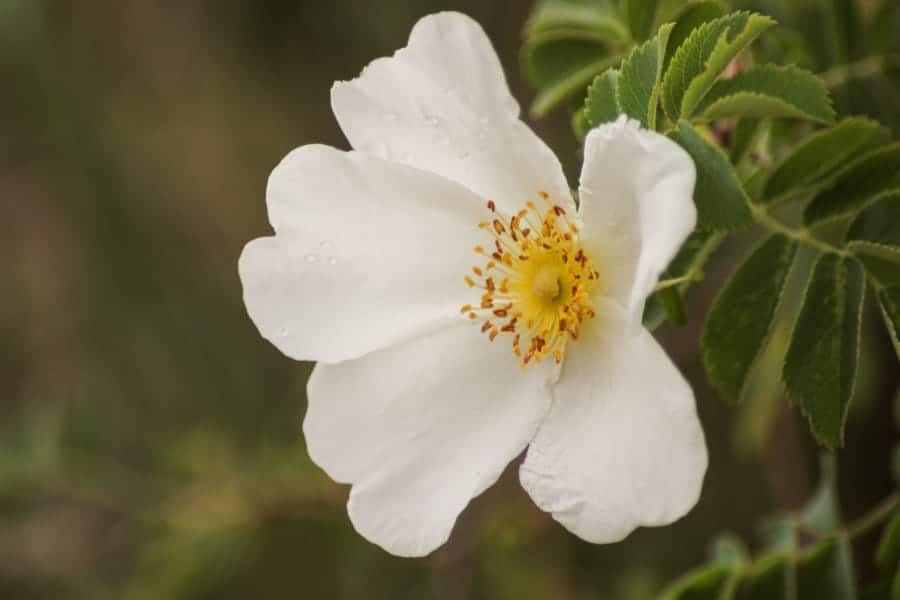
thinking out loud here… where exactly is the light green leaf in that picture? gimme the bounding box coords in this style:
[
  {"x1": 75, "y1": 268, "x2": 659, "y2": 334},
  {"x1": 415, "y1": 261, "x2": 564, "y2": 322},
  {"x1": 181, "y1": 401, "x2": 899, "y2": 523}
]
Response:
[
  {"x1": 876, "y1": 509, "x2": 900, "y2": 573},
  {"x1": 846, "y1": 193, "x2": 900, "y2": 260},
  {"x1": 572, "y1": 106, "x2": 591, "y2": 141},
  {"x1": 669, "y1": 121, "x2": 753, "y2": 230},
  {"x1": 735, "y1": 553, "x2": 793, "y2": 600},
  {"x1": 585, "y1": 68, "x2": 621, "y2": 126},
  {"x1": 697, "y1": 65, "x2": 835, "y2": 124},
  {"x1": 796, "y1": 537, "x2": 858, "y2": 600},
  {"x1": 658, "y1": 563, "x2": 736, "y2": 600},
  {"x1": 703, "y1": 235, "x2": 797, "y2": 402},
  {"x1": 804, "y1": 143, "x2": 900, "y2": 226},
  {"x1": 661, "y1": 11, "x2": 775, "y2": 121},
  {"x1": 526, "y1": 0, "x2": 629, "y2": 40},
  {"x1": 879, "y1": 286, "x2": 900, "y2": 362},
  {"x1": 622, "y1": 0, "x2": 658, "y2": 41},
  {"x1": 783, "y1": 253, "x2": 866, "y2": 449},
  {"x1": 663, "y1": 1, "x2": 728, "y2": 73},
  {"x1": 762, "y1": 118, "x2": 889, "y2": 205},
  {"x1": 616, "y1": 23, "x2": 674, "y2": 128}
]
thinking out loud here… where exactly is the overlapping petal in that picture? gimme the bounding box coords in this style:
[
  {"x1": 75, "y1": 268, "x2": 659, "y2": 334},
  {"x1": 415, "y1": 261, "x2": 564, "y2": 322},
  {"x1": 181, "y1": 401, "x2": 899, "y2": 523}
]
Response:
[
  {"x1": 578, "y1": 117, "x2": 697, "y2": 321},
  {"x1": 239, "y1": 144, "x2": 487, "y2": 364},
  {"x1": 331, "y1": 12, "x2": 574, "y2": 215},
  {"x1": 520, "y1": 302, "x2": 707, "y2": 543},
  {"x1": 305, "y1": 322, "x2": 555, "y2": 557}
]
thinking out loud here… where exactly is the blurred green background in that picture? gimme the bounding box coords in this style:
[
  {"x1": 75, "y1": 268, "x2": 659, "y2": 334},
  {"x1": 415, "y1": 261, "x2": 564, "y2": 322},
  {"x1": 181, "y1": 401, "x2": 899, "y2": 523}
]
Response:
[{"x1": 1, "y1": 1, "x2": 898, "y2": 598}]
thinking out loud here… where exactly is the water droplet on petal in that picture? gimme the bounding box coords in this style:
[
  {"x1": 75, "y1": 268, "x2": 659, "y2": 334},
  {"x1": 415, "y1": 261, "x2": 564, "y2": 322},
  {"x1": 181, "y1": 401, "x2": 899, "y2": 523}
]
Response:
[
  {"x1": 304, "y1": 254, "x2": 318, "y2": 263},
  {"x1": 327, "y1": 257, "x2": 338, "y2": 265},
  {"x1": 319, "y1": 240, "x2": 332, "y2": 250},
  {"x1": 278, "y1": 327, "x2": 289, "y2": 338},
  {"x1": 427, "y1": 116, "x2": 440, "y2": 127},
  {"x1": 383, "y1": 112, "x2": 398, "y2": 122}
]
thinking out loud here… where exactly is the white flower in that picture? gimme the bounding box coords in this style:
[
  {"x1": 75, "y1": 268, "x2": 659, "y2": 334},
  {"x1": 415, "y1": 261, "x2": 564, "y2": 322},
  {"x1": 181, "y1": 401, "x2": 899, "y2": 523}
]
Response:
[{"x1": 238, "y1": 12, "x2": 707, "y2": 557}]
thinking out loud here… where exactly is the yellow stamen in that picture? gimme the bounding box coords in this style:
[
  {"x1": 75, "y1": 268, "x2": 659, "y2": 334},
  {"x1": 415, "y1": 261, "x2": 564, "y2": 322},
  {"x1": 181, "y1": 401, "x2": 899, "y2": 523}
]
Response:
[{"x1": 461, "y1": 193, "x2": 601, "y2": 366}]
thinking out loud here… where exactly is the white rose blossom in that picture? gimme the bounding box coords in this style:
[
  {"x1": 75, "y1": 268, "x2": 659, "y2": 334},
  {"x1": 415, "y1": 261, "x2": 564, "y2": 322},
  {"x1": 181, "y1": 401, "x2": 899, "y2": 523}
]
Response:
[{"x1": 239, "y1": 12, "x2": 708, "y2": 557}]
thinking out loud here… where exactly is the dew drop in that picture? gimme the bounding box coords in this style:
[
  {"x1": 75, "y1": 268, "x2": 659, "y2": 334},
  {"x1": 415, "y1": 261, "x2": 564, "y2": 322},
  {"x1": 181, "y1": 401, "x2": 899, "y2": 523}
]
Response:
[
  {"x1": 278, "y1": 327, "x2": 289, "y2": 338},
  {"x1": 327, "y1": 257, "x2": 339, "y2": 265},
  {"x1": 319, "y1": 240, "x2": 332, "y2": 250},
  {"x1": 426, "y1": 115, "x2": 440, "y2": 127},
  {"x1": 383, "y1": 112, "x2": 398, "y2": 122},
  {"x1": 304, "y1": 254, "x2": 318, "y2": 263}
]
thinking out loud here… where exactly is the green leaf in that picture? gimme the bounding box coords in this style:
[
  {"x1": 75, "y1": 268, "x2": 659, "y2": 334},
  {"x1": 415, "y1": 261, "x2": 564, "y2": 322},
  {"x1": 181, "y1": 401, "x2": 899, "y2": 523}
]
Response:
[
  {"x1": 572, "y1": 106, "x2": 590, "y2": 141},
  {"x1": 877, "y1": 509, "x2": 900, "y2": 573},
  {"x1": 703, "y1": 235, "x2": 798, "y2": 402},
  {"x1": 804, "y1": 143, "x2": 900, "y2": 226},
  {"x1": 696, "y1": 65, "x2": 835, "y2": 124},
  {"x1": 846, "y1": 193, "x2": 900, "y2": 260},
  {"x1": 783, "y1": 253, "x2": 866, "y2": 448},
  {"x1": 585, "y1": 68, "x2": 621, "y2": 127},
  {"x1": 669, "y1": 121, "x2": 753, "y2": 230},
  {"x1": 663, "y1": 1, "x2": 728, "y2": 73},
  {"x1": 622, "y1": 0, "x2": 658, "y2": 41},
  {"x1": 762, "y1": 118, "x2": 889, "y2": 205},
  {"x1": 735, "y1": 553, "x2": 793, "y2": 600},
  {"x1": 661, "y1": 11, "x2": 775, "y2": 121},
  {"x1": 616, "y1": 23, "x2": 674, "y2": 128},
  {"x1": 658, "y1": 563, "x2": 736, "y2": 600},
  {"x1": 879, "y1": 286, "x2": 900, "y2": 362},
  {"x1": 523, "y1": 0, "x2": 630, "y2": 116},
  {"x1": 710, "y1": 533, "x2": 750, "y2": 565},
  {"x1": 796, "y1": 537, "x2": 858, "y2": 600},
  {"x1": 730, "y1": 118, "x2": 764, "y2": 165}
]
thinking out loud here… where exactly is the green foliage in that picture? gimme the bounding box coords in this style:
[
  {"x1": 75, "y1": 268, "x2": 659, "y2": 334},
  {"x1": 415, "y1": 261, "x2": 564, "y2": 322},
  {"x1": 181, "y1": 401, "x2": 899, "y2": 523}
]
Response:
[
  {"x1": 877, "y1": 510, "x2": 900, "y2": 573},
  {"x1": 762, "y1": 118, "x2": 889, "y2": 205},
  {"x1": 846, "y1": 193, "x2": 900, "y2": 260},
  {"x1": 696, "y1": 65, "x2": 835, "y2": 124},
  {"x1": 661, "y1": 12, "x2": 775, "y2": 121},
  {"x1": 663, "y1": 1, "x2": 727, "y2": 73},
  {"x1": 730, "y1": 118, "x2": 764, "y2": 165},
  {"x1": 658, "y1": 563, "x2": 736, "y2": 600},
  {"x1": 703, "y1": 235, "x2": 797, "y2": 403},
  {"x1": 783, "y1": 253, "x2": 865, "y2": 449},
  {"x1": 669, "y1": 121, "x2": 753, "y2": 231},
  {"x1": 795, "y1": 537, "x2": 858, "y2": 600},
  {"x1": 804, "y1": 144, "x2": 900, "y2": 226},
  {"x1": 522, "y1": 0, "x2": 629, "y2": 116},
  {"x1": 879, "y1": 286, "x2": 900, "y2": 362},
  {"x1": 621, "y1": 0, "x2": 658, "y2": 42},
  {"x1": 615, "y1": 23, "x2": 673, "y2": 128},
  {"x1": 585, "y1": 68, "x2": 620, "y2": 127}
]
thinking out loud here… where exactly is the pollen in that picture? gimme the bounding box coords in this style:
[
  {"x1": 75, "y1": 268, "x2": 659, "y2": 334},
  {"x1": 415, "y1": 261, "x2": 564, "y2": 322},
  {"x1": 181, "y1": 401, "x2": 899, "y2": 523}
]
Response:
[{"x1": 462, "y1": 191, "x2": 599, "y2": 366}]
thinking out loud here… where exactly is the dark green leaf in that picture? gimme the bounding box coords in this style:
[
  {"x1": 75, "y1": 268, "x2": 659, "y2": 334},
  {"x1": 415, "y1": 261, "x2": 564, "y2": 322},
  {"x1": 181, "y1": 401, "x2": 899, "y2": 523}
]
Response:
[
  {"x1": 735, "y1": 553, "x2": 793, "y2": 600},
  {"x1": 846, "y1": 192, "x2": 900, "y2": 260},
  {"x1": 804, "y1": 143, "x2": 900, "y2": 226},
  {"x1": 622, "y1": 0, "x2": 658, "y2": 41},
  {"x1": 783, "y1": 253, "x2": 866, "y2": 448},
  {"x1": 730, "y1": 118, "x2": 764, "y2": 165},
  {"x1": 658, "y1": 563, "x2": 736, "y2": 600},
  {"x1": 661, "y1": 11, "x2": 775, "y2": 121},
  {"x1": 879, "y1": 286, "x2": 900, "y2": 362},
  {"x1": 796, "y1": 537, "x2": 858, "y2": 600},
  {"x1": 877, "y1": 509, "x2": 900, "y2": 572},
  {"x1": 659, "y1": 286, "x2": 688, "y2": 325},
  {"x1": 669, "y1": 121, "x2": 753, "y2": 230},
  {"x1": 762, "y1": 118, "x2": 889, "y2": 205},
  {"x1": 697, "y1": 65, "x2": 835, "y2": 124},
  {"x1": 663, "y1": 1, "x2": 728, "y2": 73},
  {"x1": 585, "y1": 68, "x2": 621, "y2": 126},
  {"x1": 703, "y1": 235, "x2": 798, "y2": 402},
  {"x1": 616, "y1": 23, "x2": 674, "y2": 128}
]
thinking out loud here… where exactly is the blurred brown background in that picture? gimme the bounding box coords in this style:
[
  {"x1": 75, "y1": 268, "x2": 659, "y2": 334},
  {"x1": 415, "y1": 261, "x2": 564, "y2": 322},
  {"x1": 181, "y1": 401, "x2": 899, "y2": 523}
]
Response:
[{"x1": 1, "y1": 1, "x2": 897, "y2": 599}]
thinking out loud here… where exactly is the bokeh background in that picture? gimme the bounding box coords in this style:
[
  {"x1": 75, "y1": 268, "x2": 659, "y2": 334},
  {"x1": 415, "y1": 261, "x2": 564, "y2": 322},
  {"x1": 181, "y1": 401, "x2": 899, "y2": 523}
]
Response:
[{"x1": 1, "y1": 1, "x2": 898, "y2": 598}]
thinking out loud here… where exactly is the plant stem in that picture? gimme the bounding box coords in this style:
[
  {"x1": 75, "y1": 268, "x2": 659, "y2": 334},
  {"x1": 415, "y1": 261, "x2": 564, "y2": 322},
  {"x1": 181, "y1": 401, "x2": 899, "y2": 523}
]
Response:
[
  {"x1": 655, "y1": 270, "x2": 703, "y2": 291},
  {"x1": 847, "y1": 493, "x2": 899, "y2": 540},
  {"x1": 749, "y1": 204, "x2": 850, "y2": 257}
]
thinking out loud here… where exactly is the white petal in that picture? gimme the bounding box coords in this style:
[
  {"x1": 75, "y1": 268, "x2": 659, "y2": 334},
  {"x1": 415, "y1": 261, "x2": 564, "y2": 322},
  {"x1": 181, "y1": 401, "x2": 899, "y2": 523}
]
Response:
[
  {"x1": 305, "y1": 322, "x2": 554, "y2": 557},
  {"x1": 239, "y1": 144, "x2": 488, "y2": 364},
  {"x1": 578, "y1": 117, "x2": 696, "y2": 320},
  {"x1": 331, "y1": 12, "x2": 573, "y2": 215},
  {"x1": 520, "y1": 302, "x2": 707, "y2": 543}
]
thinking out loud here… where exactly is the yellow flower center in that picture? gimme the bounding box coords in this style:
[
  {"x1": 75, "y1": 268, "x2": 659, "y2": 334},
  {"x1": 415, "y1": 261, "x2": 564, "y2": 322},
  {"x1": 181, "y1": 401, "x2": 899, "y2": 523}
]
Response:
[{"x1": 461, "y1": 192, "x2": 599, "y2": 366}]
